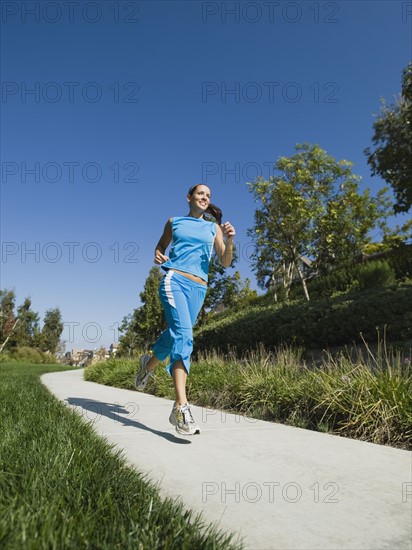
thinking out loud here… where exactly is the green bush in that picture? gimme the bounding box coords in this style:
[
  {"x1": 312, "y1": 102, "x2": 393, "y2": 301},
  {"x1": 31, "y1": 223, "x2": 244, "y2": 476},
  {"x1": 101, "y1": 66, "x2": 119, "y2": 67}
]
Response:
[
  {"x1": 381, "y1": 244, "x2": 412, "y2": 281},
  {"x1": 194, "y1": 283, "x2": 412, "y2": 355},
  {"x1": 0, "y1": 346, "x2": 57, "y2": 364},
  {"x1": 357, "y1": 260, "x2": 396, "y2": 290},
  {"x1": 290, "y1": 260, "x2": 397, "y2": 300}
]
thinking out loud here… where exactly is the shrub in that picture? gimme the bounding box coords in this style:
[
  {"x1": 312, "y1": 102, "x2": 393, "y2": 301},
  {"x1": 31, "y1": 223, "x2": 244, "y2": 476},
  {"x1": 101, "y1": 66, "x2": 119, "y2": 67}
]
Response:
[
  {"x1": 194, "y1": 284, "x2": 412, "y2": 355},
  {"x1": 381, "y1": 243, "x2": 412, "y2": 281},
  {"x1": 357, "y1": 260, "x2": 396, "y2": 290},
  {"x1": 290, "y1": 260, "x2": 397, "y2": 300},
  {"x1": 0, "y1": 346, "x2": 57, "y2": 364}
]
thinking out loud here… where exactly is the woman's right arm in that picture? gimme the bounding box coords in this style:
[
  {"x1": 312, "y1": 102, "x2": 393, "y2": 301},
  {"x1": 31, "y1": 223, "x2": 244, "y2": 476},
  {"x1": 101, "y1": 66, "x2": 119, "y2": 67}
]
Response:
[{"x1": 154, "y1": 218, "x2": 172, "y2": 264}]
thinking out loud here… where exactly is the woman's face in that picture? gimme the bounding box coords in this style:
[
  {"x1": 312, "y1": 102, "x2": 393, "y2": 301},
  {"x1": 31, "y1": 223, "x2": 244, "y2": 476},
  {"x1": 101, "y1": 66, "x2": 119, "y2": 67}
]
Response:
[{"x1": 188, "y1": 185, "x2": 211, "y2": 211}]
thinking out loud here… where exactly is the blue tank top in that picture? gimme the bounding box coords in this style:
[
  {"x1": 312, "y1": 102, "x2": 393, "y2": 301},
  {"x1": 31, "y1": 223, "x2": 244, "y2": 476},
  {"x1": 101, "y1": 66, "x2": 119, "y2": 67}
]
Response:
[{"x1": 161, "y1": 216, "x2": 217, "y2": 282}]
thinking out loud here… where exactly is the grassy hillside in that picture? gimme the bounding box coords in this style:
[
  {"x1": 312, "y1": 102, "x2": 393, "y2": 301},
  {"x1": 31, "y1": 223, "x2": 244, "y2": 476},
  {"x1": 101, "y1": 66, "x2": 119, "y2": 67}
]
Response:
[{"x1": 194, "y1": 283, "x2": 412, "y2": 355}]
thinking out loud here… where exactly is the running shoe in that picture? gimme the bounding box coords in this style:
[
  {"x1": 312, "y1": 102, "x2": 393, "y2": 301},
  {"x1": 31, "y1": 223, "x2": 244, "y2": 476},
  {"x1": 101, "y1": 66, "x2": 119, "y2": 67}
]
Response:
[
  {"x1": 134, "y1": 354, "x2": 154, "y2": 390},
  {"x1": 169, "y1": 403, "x2": 200, "y2": 435}
]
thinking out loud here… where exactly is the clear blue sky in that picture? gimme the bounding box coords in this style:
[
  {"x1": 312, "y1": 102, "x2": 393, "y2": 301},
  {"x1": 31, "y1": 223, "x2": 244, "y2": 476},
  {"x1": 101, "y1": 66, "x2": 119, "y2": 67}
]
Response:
[{"x1": 1, "y1": 0, "x2": 411, "y2": 351}]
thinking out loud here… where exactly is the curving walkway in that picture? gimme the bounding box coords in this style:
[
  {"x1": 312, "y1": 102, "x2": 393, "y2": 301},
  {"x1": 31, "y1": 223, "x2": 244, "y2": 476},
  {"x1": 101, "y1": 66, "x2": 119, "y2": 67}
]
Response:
[{"x1": 41, "y1": 369, "x2": 412, "y2": 550}]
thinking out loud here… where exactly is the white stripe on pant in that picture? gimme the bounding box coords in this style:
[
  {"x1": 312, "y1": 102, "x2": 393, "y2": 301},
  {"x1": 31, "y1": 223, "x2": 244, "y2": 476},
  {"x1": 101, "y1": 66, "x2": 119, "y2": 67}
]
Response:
[{"x1": 152, "y1": 270, "x2": 207, "y2": 376}]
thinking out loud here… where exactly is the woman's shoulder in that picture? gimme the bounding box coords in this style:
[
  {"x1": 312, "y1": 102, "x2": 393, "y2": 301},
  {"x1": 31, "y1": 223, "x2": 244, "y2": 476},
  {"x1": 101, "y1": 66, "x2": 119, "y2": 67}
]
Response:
[
  {"x1": 170, "y1": 216, "x2": 196, "y2": 223},
  {"x1": 170, "y1": 216, "x2": 217, "y2": 227}
]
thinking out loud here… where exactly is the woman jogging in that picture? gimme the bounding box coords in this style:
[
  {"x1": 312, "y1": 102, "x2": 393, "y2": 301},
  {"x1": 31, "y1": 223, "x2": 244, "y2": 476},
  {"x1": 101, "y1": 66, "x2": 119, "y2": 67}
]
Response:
[{"x1": 134, "y1": 184, "x2": 235, "y2": 435}]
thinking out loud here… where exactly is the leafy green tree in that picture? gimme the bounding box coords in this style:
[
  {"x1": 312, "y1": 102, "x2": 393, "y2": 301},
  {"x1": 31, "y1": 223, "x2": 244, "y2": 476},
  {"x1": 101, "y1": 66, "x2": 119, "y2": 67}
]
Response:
[
  {"x1": 10, "y1": 298, "x2": 40, "y2": 348},
  {"x1": 200, "y1": 254, "x2": 233, "y2": 320},
  {"x1": 247, "y1": 143, "x2": 390, "y2": 301},
  {"x1": 365, "y1": 62, "x2": 412, "y2": 213},
  {"x1": 38, "y1": 308, "x2": 64, "y2": 354},
  {"x1": 0, "y1": 289, "x2": 16, "y2": 341},
  {"x1": 199, "y1": 249, "x2": 256, "y2": 322},
  {"x1": 135, "y1": 267, "x2": 166, "y2": 348},
  {"x1": 315, "y1": 184, "x2": 391, "y2": 271},
  {"x1": 0, "y1": 289, "x2": 18, "y2": 353},
  {"x1": 118, "y1": 267, "x2": 166, "y2": 355},
  {"x1": 117, "y1": 313, "x2": 139, "y2": 357},
  {"x1": 219, "y1": 271, "x2": 257, "y2": 308}
]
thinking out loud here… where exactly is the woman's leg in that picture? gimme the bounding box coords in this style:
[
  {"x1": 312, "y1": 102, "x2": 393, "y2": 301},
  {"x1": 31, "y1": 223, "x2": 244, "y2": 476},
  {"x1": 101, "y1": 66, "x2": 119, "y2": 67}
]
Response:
[
  {"x1": 146, "y1": 355, "x2": 160, "y2": 371},
  {"x1": 155, "y1": 272, "x2": 206, "y2": 408},
  {"x1": 157, "y1": 272, "x2": 194, "y2": 374},
  {"x1": 172, "y1": 280, "x2": 207, "y2": 406},
  {"x1": 172, "y1": 361, "x2": 187, "y2": 406}
]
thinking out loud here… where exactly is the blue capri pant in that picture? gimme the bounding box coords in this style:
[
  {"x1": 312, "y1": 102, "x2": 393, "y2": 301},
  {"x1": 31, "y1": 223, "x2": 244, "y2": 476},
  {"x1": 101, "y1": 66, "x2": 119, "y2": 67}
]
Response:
[{"x1": 152, "y1": 270, "x2": 207, "y2": 376}]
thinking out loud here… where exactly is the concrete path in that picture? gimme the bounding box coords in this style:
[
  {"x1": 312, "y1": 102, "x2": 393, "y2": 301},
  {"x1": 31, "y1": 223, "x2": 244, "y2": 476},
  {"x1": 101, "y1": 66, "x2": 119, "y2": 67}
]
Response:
[{"x1": 41, "y1": 369, "x2": 412, "y2": 550}]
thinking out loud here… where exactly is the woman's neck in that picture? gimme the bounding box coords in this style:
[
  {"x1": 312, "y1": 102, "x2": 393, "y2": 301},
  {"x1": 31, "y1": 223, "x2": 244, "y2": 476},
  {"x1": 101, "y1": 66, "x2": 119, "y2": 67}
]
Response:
[{"x1": 187, "y1": 209, "x2": 204, "y2": 219}]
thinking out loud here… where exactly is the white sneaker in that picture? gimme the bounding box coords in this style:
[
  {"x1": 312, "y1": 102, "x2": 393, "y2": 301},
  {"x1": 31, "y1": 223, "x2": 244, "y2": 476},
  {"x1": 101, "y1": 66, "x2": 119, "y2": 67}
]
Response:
[
  {"x1": 134, "y1": 354, "x2": 154, "y2": 390},
  {"x1": 169, "y1": 403, "x2": 200, "y2": 435}
]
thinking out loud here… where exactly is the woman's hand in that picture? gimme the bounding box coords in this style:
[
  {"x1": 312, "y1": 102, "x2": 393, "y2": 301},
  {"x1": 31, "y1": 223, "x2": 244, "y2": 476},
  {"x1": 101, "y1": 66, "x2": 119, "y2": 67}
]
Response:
[
  {"x1": 154, "y1": 250, "x2": 169, "y2": 264},
  {"x1": 220, "y1": 221, "x2": 236, "y2": 241}
]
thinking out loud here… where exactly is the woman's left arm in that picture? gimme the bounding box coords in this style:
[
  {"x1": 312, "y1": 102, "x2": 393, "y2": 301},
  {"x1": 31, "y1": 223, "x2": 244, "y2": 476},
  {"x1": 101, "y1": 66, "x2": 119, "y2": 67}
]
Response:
[{"x1": 214, "y1": 222, "x2": 236, "y2": 268}]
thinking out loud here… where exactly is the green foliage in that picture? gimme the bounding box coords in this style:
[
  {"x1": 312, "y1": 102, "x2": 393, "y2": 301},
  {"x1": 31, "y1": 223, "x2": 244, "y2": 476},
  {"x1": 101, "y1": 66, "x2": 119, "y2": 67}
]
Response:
[
  {"x1": 200, "y1": 252, "x2": 236, "y2": 319},
  {"x1": 386, "y1": 242, "x2": 412, "y2": 280},
  {"x1": 136, "y1": 266, "x2": 166, "y2": 345},
  {"x1": 357, "y1": 261, "x2": 396, "y2": 290},
  {"x1": 1, "y1": 290, "x2": 64, "y2": 357},
  {"x1": 85, "y1": 355, "x2": 144, "y2": 389},
  {"x1": 194, "y1": 284, "x2": 412, "y2": 354},
  {"x1": 117, "y1": 312, "x2": 139, "y2": 357},
  {"x1": 37, "y1": 307, "x2": 64, "y2": 353},
  {"x1": 291, "y1": 259, "x2": 397, "y2": 299},
  {"x1": 365, "y1": 62, "x2": 412, "y2": 213},
  {"x1": 0, "y1": 289, "x2": 16, "y2": 343},
  {"x1": 247, "y1": 143, "x2": 391, "y2": 299},
  {"x1": 8, "y1": 298, "x2": 40, "y2": 349},
  {"x1": 0, "y1": 346, "x2": 58, "y2": 364},
  {"x1": 201, "y1": 251, "x2": 257, "y2": 322},
  {"x1": 0, "y1": 363, "x2": 240, "y2": 549},
  {"x1": 117, "y1": 267, "x2": 166, "y2": 356},
  {"x1": 310, "y1": 347, "x2": 412, "y2": 447}
]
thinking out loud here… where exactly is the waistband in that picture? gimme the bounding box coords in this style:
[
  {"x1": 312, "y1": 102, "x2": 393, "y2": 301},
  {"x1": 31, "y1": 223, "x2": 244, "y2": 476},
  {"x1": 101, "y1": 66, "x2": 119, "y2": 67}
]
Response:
[{"x1": 162, "y1": 270, "x2": 207, "y2": 289}]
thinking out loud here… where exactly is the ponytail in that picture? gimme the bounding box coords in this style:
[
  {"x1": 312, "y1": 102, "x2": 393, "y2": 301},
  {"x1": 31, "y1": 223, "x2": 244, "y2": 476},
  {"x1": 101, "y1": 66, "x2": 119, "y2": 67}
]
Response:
[
  {"x1": 204, "y1": 204, "x2": 222, "y2": 225},
  {"x1": 188, "y1": 184, "x2": 222, "y2": 224}
]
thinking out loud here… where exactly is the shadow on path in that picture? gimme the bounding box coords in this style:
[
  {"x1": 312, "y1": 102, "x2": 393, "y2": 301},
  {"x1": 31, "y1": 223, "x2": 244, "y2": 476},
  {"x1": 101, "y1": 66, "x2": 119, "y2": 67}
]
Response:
[{"x1": 66, "y1": 397, "x2": 191, "y2": 445}]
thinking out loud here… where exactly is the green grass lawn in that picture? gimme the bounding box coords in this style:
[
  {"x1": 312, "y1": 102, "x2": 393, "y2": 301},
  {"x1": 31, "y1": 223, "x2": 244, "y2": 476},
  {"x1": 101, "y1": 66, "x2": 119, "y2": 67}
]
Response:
[{"x1": 0, "y1": 363, "x2": 241, "y2": 550}]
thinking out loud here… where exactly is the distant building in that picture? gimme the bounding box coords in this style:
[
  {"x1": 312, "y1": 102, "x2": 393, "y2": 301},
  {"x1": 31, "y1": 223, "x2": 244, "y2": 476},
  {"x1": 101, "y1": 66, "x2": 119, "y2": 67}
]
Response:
[
  {"x1": 69, "y1": 348, "x2": 94, "y2": 367},
  {"x1": 109, "y1": 342, "x2": 119, "y2": 357},
  {"x1": 266, "y1": 256, "x2": 313, "y2": 290}
]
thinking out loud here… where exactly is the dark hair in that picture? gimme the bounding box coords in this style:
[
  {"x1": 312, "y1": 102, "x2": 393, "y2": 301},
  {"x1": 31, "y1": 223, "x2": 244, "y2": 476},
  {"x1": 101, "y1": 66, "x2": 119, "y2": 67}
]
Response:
[{"x1": 188, "y1": 184, "x2": 222, "y2": 224}]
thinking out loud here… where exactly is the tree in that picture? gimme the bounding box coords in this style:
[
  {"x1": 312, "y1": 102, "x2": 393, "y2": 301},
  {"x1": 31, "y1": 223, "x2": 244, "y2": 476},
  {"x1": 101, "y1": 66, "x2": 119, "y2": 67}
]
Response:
[
  {"x1": 117, "y1": 313, "x2": 139, "y2": 357},
  {"x1": 118, "y1": 267, "x2": 166, "y2": 355},
  {"x1": 10, "y1": 298, "x2": 40, "y2": 348},
  {"x1": 247, "y1": 143, "x2": 390, "y2": 301},
  {"x1": 218, "y1": 271, "x2": 257, "y2": 308},
  {"x1": 38, "y1": 308, "x2": 64, "y2": 354},
  {"x1": 365, "y1": 62, "x2": 412, "y2": 213},
  {"x1": 199, "y1": 249, "x2": 256, "y2": 322},
  {"x1": 0, "y1": 290, "x2": 66, "y2": 356},
  {"x1": 0, "y1": 289, "x2": 16, "y2": 340},
  {"x1": 135, "y1": 267, "x2": 166, "y2": 348},
  {"x1": 0, "y1": 289, "x2": 18, "y2": 353}
]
